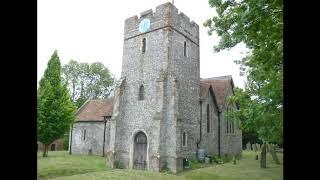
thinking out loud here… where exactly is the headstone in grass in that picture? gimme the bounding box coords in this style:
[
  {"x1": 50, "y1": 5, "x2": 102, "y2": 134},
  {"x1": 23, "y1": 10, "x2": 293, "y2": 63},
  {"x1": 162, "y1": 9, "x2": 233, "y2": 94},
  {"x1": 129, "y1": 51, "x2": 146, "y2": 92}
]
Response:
[
  {"x1": 256, "y1": 143, "x2": 261, "y2": 151},
  {"x1": 233, "y1": 156, "x2": 236, "y2": 164},
  {"x1": 270, "y1": 144, "x2": 280, "y2": 164},
  {"x1": 252, "y1": 143, "x2": 257, "y2": 152},
  {"x1": 255, "y1": 154, "x2": 259, "y2": 160},
  {"x1": 260, "y1": 144, "x2": 267, "y2": 168},
  {"x1": 246, "y1": 143, "x2": 251, "y2": 151}
]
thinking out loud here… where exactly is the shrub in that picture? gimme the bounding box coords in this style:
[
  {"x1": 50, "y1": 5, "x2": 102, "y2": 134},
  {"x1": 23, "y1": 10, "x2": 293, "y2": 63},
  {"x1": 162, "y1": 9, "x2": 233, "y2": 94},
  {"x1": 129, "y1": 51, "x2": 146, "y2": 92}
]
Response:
[
  {"x1": 114, "y1": 160, "x2": 124, "y2": 169},
  {"x1": 221, "y1": 154, "x2": 233, "y2": 163},
  {"x1": 62, "y1": 133, "x2": 69, "y2": 150},
  {"x1": 212, "y1": 155, "x2": 223, "y2": 164},
  {"x1": 235, "y1": 153, "x2": 242, "y2": 160}
]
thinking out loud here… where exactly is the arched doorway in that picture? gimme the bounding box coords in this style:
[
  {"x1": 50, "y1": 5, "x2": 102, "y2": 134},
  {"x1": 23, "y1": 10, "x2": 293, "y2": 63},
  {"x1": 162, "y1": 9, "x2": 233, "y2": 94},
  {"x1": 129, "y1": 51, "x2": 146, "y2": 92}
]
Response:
[
  {"x1": 133, "y1": 131, "x2": 147, "y2": 170},
  {"x1": 51, "y1": 144, "x2": 56, "y2": 151}
]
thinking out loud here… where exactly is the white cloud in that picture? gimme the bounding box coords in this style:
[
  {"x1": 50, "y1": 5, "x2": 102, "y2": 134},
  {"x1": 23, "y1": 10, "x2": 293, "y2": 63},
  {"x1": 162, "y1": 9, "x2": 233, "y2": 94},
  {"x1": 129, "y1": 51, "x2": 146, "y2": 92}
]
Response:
[{"x1": 38, "y1": 0, "x2": 247, "y2": 88}]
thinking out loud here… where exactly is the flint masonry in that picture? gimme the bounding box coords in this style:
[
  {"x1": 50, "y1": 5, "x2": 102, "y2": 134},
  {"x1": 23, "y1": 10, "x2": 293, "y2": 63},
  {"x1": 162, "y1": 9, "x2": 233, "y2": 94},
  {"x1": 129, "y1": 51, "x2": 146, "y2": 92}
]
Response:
[{"x1": 69, "y1": 2, "x2": 242, "y2": 173}]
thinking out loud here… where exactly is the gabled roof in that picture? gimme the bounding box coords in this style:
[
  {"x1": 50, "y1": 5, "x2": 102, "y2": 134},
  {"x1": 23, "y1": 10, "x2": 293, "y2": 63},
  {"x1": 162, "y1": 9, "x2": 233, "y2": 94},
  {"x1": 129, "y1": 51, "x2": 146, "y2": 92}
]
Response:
[
  {"x1": 75, "y1": 98, "x2": 113, "y2": 122},
  {"x1": 200, "y1": 75, "x2": 234, "y2": 110},
  {"x1": 200, "y1": 81, "x2": 219, "y2": 112}
]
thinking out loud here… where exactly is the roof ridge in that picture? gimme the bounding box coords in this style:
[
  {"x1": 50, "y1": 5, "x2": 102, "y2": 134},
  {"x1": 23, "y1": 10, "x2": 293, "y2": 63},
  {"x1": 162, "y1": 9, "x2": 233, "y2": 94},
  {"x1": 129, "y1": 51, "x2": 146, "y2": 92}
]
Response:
[
  {"x1": 75, "y1": 98, "x2": 114, "y2": 122},
  {"x1": 75, "y1": 100, "x2": 90, "y2": 116},
  {"x1": 201, "y1": 75, "x2": 232, "y2": 80}
]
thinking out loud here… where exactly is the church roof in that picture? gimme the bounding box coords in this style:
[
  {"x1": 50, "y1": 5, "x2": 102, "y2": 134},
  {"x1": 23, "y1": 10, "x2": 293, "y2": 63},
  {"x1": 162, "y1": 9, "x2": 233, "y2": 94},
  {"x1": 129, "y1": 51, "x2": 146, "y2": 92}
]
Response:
[
  {"x1": 200, "y1": 75, "x2": 234, "y2": 110},
  {"x1": 74, "y1": 76, "x2": 234, "y2": 121},
  {"x1": 75, "y1": 99, "x2": 113, "y2": 122}
]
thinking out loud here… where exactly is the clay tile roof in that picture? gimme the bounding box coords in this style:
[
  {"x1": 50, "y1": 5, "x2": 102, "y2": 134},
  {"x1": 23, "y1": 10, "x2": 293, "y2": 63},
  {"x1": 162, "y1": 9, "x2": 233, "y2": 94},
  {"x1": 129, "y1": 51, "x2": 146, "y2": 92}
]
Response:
[
  {"x1": 75, "y1": 99, "x2": 113, "y2": 122},
  {"x1": 200, "y1": 75, "x2": 233, "y2": 110},
  {"x1": 199, "y1": 81, "x2": 210, "y2": 97}
]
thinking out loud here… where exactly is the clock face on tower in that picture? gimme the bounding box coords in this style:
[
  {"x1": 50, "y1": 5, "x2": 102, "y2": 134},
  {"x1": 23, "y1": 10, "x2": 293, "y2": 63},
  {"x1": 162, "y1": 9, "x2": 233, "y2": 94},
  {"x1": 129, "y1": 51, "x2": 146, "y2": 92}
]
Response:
[{"x1": 139, "y1": 18, "x2": 151, "y2": 33}]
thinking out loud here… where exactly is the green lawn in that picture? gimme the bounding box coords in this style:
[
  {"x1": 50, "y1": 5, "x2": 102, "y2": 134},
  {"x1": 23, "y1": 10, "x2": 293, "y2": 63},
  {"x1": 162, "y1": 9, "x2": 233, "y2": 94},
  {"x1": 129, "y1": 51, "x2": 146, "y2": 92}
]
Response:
[{"x1": 38, "y1": 150, "x2": 283, "y2": 180}]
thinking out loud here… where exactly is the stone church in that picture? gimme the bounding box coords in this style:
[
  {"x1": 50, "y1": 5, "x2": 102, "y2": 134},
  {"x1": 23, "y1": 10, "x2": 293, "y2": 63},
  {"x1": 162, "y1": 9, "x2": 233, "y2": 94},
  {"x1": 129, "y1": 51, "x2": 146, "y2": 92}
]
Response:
[{"x1": 69, "y1": 2, "x2": 242, "y2": 173}]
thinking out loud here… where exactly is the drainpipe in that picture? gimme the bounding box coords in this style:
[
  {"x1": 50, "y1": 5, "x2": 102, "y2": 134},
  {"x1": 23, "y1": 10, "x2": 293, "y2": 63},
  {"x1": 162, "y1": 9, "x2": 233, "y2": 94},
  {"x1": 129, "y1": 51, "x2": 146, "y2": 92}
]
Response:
[
  {"x1": 199, "y1": 100, "x2": 202, "y2": 147},
  {"x1": 102, "y1": 116, "x2": 107, "y2": 157},
  {"x1": 69, "y1": 123, "x2": 73, "y2": 155},
  {"x1": 218, "y1": 111, "x2": 221, "y2": 157}
]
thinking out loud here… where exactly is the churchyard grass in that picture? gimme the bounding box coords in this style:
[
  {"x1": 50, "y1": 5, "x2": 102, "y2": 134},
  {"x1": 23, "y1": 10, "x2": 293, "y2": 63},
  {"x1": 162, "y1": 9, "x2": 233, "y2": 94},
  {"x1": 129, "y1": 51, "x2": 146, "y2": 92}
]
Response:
[
  {"x1": 37, "y1": 151, "x2": 108, "y2": 179},
  {"x1": 38, "y1": 150, "x2": 282, "y2": 180}
]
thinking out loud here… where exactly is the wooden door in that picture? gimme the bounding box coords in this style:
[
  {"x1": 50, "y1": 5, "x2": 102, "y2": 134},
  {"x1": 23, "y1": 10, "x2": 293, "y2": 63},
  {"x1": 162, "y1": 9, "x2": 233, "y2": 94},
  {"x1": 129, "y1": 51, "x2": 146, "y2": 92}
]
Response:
[
  {"x1": 51, "y1": 144, "x2": 56, "y2": 151},
  {"x1": 133, "y1": 132, "x2": 147, "y2": 170}
]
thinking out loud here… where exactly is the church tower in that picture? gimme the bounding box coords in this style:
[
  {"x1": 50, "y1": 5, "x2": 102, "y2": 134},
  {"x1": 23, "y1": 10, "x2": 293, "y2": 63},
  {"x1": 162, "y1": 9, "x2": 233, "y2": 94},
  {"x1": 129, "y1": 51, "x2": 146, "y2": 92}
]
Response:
[{"x1": 107, "y1": 2, "x2": 200, "y2": 173}]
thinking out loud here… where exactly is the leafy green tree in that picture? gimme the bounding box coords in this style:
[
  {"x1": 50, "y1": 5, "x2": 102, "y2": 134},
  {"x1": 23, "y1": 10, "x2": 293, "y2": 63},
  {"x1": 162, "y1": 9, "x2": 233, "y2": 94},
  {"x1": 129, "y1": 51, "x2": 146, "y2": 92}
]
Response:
[
  {"x1": 37, "y1": 50, "x2": 77, "y2": 157},
  {"x1": 242, "y1": 131, "x2": 262, "y2": 149},
  {"x1": 62, "y1": 60, "x2": 115, "y2": 108},
  {"x1": 204, "y1": 0, "x2": 283, "y2": 167}
]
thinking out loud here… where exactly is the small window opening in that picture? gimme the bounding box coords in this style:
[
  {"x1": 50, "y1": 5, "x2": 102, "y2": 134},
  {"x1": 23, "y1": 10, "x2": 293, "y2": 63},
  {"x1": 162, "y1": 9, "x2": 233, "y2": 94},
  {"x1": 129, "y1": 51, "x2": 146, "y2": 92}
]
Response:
[
  {"x1": 183, "y1": 41, "x2": 187, "y2": 56},
  {"x1": 142, "y1": 38, "x2": 146, "y2": 53},
  {"x1": 139, "y1": 85, "x2": 145, "y2": 100},
  {"x1": 83, "y1": 129, "x2": 86, "y2": 141},
  {"x1": 226, "y1": 107, "x2": 229, "y2": 133},
  {"x1": 182, "y1": 132, "x2": 187, "y2": 146},
  {"x1": 207, "y1": 104, "x2": 210, "y2": 133}
]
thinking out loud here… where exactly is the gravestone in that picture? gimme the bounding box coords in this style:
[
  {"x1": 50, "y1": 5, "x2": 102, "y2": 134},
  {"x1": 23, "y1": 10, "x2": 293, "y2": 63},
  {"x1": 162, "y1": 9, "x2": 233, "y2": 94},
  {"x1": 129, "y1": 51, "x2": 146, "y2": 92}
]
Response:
[
  {"x1": 252, "y1": 143, "x2": 257, "y2": 152},
  {"x1": 269, "y1": 144, "x2": 280, "y2": 164},
  {"x1": 256, "y1": 143, "x2": 261, "y2": 151},
  {"x1": 246, "y1": 143, "x2": 251, "y2": 151}
]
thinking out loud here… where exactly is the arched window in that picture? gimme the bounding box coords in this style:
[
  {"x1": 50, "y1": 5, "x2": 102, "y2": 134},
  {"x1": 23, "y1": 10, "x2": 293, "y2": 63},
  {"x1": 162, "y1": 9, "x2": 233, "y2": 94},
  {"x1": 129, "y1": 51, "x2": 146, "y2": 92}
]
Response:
[
  {"x1": 207, "y1": 104, "x2": 210, "y2": 133},
  {"x1": 142, "y1": 38, "x2": 146, "y2": 53},
  {"x1": 83, "y1": 129, "x2": 86, "y2": 141},
  {"x1": 232, "y1": 121, "x2": 234, "y2": 133},
  {"x1": 231, "y1": 108, "x2": 234, "y2": 133},
  {"x1": 226, "y1": 107, "x2": 229, "y2": 133},
  {"x1": 139, "y1": 85, "x2": 145, "y2": 100},
  {"x1": 182, "y1": 131, "x2": 187, "y2": 147},
  {"x1": 183, "y1": 41, "x2": 187, "y2": 56}
]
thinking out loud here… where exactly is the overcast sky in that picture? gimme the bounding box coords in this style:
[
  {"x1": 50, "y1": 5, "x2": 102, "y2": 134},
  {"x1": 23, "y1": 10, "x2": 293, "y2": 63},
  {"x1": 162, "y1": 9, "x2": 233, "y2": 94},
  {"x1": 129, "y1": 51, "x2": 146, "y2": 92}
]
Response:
[{"x1": 38, "y1": 0, "x2": 248, "y2": 88}]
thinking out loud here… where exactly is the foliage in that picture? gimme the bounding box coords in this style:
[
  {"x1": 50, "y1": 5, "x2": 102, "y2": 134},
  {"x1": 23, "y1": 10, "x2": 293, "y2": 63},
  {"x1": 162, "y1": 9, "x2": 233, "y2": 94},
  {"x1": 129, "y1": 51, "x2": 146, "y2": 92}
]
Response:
[
  {"x1": 204, "y1": 0, "x2": 283, "y2": 144},
  {"x1": 211, "y1": 155, "x2": 223, "y2": 164},
  {"x1": 62, "y1": 133, "x2": 69, "y2": 150},
  {"x1": 242, "y1": 130, "x2": 262, "y2": 148},
  {"x1": 221, "y1": 154, "x2": 233, "y2": 163},
  {"x1": 188, "y1": 159, "x2": 211, "y2": 170},
  {"x1": 227, "y1": 88, "x2": 282, "y2": 144},
  {"x1": 61, "y1": 60, "x2": 115, "y2": 108},
  {"x1": 37, "y1": 50, "x2": 77, "y2": 156}
]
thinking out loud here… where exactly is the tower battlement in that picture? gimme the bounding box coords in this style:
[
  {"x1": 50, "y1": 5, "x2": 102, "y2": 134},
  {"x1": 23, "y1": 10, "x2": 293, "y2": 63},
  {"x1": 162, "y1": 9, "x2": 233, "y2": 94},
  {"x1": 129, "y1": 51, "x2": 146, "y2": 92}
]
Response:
[{"x1": 124, "y1": 2, "x2": 199, "y2": 45}]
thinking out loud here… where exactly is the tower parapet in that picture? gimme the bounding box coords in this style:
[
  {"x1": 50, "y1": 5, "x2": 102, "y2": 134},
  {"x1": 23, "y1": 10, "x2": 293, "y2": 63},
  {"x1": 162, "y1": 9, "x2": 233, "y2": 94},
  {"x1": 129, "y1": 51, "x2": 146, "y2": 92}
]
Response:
[{"x1": 124, "y1": 2, "x2": 199, "y2": 45}]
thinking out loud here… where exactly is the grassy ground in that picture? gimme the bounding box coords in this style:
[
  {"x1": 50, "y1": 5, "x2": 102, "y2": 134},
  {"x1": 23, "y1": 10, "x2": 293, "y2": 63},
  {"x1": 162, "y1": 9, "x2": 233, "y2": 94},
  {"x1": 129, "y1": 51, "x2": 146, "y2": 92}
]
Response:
[
  {"x1": 37, "y1": 151, "x2": 109, "y2": 179},
  {"x1": 38, "y1": 150, "x2": 283, "y2": 180}
]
